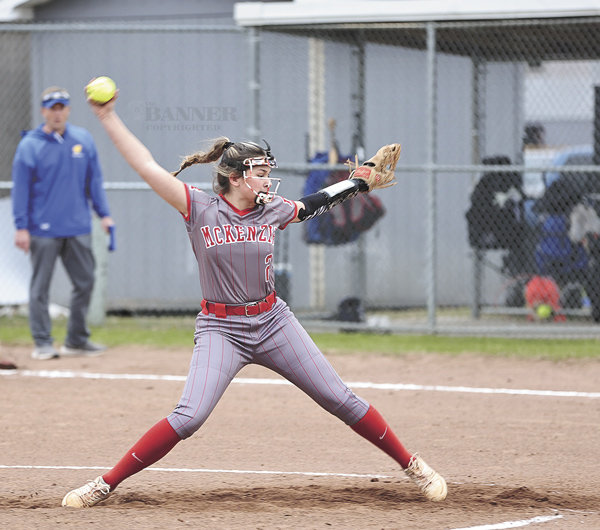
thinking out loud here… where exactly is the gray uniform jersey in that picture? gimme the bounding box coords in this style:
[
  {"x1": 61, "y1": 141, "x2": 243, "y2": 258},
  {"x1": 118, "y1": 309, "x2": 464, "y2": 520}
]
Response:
[
  {"x1": 184, "y1": 185, "x2": 296, "y2": 304},
  {"x1": 167, "y1": 185, "x2": 369, "y2": 439}
]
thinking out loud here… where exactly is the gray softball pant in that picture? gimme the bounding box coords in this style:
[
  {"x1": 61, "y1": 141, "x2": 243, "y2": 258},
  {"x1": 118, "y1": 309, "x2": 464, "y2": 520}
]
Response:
[{"x1": 167, "y1": 298, "x2": 369, "y2": 439}]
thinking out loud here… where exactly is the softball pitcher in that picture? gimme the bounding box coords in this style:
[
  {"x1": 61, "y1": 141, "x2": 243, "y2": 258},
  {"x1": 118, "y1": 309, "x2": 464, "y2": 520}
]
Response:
[{"x1": 62, "y1": 84, "x2": 447, "y2": 508}]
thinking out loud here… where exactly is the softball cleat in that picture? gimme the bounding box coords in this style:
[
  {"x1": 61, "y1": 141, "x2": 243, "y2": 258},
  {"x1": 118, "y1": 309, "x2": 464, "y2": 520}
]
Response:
[
  {"x1": 404, "y1": 454, "x2": 447, "y2": 501},
  {"x1": 62, "y1": 476, "x2": 112, "y2": 508}
]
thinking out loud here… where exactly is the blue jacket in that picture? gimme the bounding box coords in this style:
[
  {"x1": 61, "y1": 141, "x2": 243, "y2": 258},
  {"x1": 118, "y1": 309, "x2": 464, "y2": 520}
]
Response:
[{"x1": 12, "y1": 123, "x2": 110, "y2": 238}]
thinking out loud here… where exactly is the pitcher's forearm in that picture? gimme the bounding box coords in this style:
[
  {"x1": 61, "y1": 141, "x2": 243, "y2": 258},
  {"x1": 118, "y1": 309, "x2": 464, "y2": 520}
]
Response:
[{"x1": 97, "y1": 111, "x2": 187, "y2": 213}]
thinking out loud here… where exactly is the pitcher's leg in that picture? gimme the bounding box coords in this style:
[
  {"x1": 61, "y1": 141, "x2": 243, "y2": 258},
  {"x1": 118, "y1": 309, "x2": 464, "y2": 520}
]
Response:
[
  {"x1": 63, "y1": 329, "x2": 246, "y2": 507},
  {"x1": 350, "y1": 405, "x2": 412, "y2": 468},
  {"x1": 257, "y1": 308, "x2": 446, "y2": 501},
  {"x1": 62, "y1": 418, "x2": 181, "y2": 508},
  {"x1": 167, "y1": 329, "x2": 246, "y2": 439},
  {"x1": 102, "y1": 418, "x2": 181, "y2": 489},
  {"x1": 255, "y1": 309, "x2": 368, "y2": 424}
]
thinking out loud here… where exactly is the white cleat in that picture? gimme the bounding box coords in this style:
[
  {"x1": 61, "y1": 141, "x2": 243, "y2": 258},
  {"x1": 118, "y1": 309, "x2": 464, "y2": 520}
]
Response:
[
  {"x1": 404, "y1": 454, "x2": 447, "y2": 501},
  {"x1": 62, "y1": 476, "x2": 112, "y2": 508}
]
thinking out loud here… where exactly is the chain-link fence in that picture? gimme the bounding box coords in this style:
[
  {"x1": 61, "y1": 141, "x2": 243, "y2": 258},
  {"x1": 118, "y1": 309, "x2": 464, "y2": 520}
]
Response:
[{"x1": 2, "y1": 17, "x2": 600, "y2": 336}]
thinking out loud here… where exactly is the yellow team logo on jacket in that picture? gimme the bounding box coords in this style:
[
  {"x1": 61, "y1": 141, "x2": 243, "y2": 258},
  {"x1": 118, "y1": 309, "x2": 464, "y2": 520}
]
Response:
[{"x1": 71, "y1": 144, "x2": 84, "y2": 158}]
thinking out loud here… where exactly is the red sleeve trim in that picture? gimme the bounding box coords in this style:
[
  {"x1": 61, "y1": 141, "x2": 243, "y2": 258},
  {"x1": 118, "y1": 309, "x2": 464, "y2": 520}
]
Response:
[
  {"x1": 181, "y1": 183, "x2": 191, "y2": 222},
  {"x1": 279, "y1": 199, "x2": 298, "y2": 230}
]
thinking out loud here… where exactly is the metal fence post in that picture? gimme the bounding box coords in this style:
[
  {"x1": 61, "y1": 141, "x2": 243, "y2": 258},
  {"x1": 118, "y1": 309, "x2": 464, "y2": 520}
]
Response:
[
  {"x1": 471, "y1": 57, "x2": 485, "y2": 319},
  {"x1": 351, "y1": 33, "x2": 367, "y2": 307},
  {"x1": 425, "y1": 22, "x2": 438, "y2": 332},
  {"x1": 247, "y1": 26, "x2": 261, "y2": 143},
  {"x1": 307, "y1": 37, "x2": 326, "y2": 311}
]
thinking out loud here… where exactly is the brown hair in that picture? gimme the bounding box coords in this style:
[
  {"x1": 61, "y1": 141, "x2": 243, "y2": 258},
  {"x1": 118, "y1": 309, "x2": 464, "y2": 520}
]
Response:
[{"x1": 172, "y1": 137, "x2": 268, "y2": 195}]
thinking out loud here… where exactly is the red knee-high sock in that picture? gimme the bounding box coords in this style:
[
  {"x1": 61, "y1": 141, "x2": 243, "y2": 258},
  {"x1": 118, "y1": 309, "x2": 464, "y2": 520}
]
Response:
[
  {"x1": 350, "y1": 405, "x2": 413, "y2": 469},
  {"x1": 102, "y1": 418, "x2": 182, "y2": 489}
]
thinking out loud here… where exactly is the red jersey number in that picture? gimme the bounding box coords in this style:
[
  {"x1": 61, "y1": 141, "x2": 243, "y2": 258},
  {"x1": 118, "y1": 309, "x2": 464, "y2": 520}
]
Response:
[{"x1": 265, "y1": 253, "x2": 273, "y2": 284}]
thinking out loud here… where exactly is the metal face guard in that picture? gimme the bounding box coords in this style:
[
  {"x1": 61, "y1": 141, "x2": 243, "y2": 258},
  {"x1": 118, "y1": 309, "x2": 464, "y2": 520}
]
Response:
[
  {"x1": 242, "y1": 156, "x2": 278, "y2": 172},
  {"x1": 244, "y1": 176, "x2": 281, "y2": 204}
]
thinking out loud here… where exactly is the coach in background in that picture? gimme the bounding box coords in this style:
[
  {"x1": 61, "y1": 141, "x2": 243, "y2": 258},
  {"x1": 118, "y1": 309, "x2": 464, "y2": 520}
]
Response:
[{"x1": 12, "y1": 86, "x2": 114, "y2": 360}]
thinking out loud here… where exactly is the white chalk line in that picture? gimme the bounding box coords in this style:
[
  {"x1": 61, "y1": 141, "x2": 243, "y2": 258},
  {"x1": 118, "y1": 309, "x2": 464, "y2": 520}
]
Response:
[
  {"x1": 450, "y1": 514, "x2": 563, "y2": 529},
  {"x1": 1, "y1": 369, "x2": 599, "y2": 399},
  {"x1": 0, "y1": 464, "x2": 391, "y2": 480}
]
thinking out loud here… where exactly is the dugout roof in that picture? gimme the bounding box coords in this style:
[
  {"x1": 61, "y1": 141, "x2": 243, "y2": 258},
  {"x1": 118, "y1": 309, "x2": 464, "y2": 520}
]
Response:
[
  {"x1": 234, "y1": 0, "x2": 600, "y2": 62},
  {"x1": 235, "y1": 1, "x2": 600, "y2": 25}
]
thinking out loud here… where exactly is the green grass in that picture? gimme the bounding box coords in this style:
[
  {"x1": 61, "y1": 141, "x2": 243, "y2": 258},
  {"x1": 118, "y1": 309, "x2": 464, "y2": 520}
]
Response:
[
  {"x1": 0, "y1": 315, "x2": 195, "y2": 349},
  {"x1": 1, "y1": 314, "x2": 599, "y2": 360},
  {"x1": 311, "y1": 332, "x2": 600, "y2": 360}
]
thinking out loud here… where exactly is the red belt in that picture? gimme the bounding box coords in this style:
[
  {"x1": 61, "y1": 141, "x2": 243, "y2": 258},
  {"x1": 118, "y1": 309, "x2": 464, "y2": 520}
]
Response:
[{"x1": 201, "y1": 291, "x2": 276, "y2": 318}]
